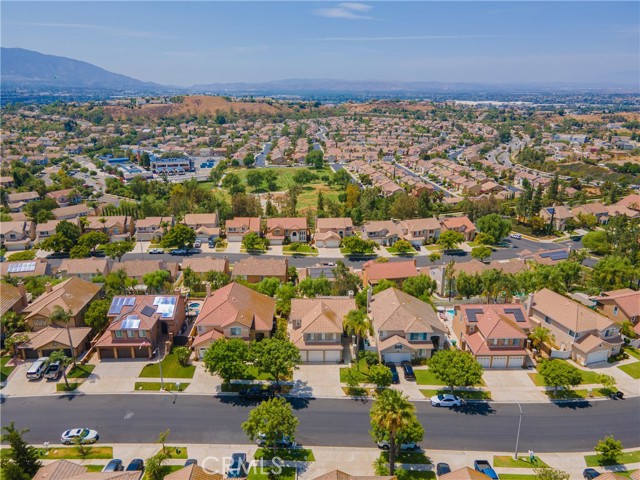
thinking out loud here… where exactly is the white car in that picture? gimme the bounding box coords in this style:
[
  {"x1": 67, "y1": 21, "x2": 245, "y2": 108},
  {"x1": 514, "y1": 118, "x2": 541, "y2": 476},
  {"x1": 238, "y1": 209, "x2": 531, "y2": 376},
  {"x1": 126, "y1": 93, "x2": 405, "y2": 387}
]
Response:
[
  {"x1": 148, "y1": 248, "x2": 164, "y2": 254},
  {"x1": 510, "y1": 233, "x2": 522, "y2": 239},
  {"x1": 376, "y1": 440, "x2": 419, "y2": 451},
  {"x1": 61, "y1": 428, "x2": 99, "y2": 445},
  {"x1": 430, "y1": 394, "x2": 464, "y2": 407}
]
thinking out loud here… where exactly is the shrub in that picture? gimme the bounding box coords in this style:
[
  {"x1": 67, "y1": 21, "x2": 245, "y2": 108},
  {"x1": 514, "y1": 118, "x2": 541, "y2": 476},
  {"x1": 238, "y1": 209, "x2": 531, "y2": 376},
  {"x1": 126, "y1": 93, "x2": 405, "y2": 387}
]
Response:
[{"x1": 174, "y1": 347, "x2": 191, "y2": 367}]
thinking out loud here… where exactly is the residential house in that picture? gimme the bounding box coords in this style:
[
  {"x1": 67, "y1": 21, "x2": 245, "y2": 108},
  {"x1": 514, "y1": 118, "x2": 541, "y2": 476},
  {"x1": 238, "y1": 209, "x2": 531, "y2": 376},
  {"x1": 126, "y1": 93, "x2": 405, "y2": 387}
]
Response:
[
  {"x1": 289, "y1": 296, "x2": 355, "y2": 362},
  {"x1": 225, "y1": 217, "x2": 261, "y2": 242},
  {"x1": 95, "y1": 294, "x2": 185, "y2": 360},
  {"x1": 0, "y1": 258, "x2": 50, "y2": 278},
  {"x1": 439, "y1": 467, "x2": 493, "y2": 480},
  {"x1": 265, "y1": 217, "x2": 309, "y2": 244},
  {"x1": 115, "y1": 259, "x2": 179, "y2": 285},
  {"x1": 33, "y1": 460, "x2": 143, "y2": 480},
  {"x1": 453, "y1": 304, "x2": 531, "y2": 368},
  {"x1": 362, "y1": 259, "x2": 418, "y2": 287},
  {"x1": 572, "y1": 202, "x2": 609, "y2": 225},
  {"x1": 35, "y1": 219, "x2": 79, "y2": 243},
  {"x1": 527, "y1": 288, "x2": 623, "y2": 365},
  {"x1": 57, "y1": 257, "x2": 112, "y2": 281},
  {"x1": 232, "y1": 257, "x2": 288, "y2": 283},
  {"x1": 440, "y1": 216, "x2": 477, "y2": 241},
  {"x1": 22, "y1": 277, "x2": 102, "y2": 331},
  {"x1": 398, "y1": 217, "x2": 441, "y2": 247},
  {"x1": 315, "y1": 218, "x2": 354, "y2": 248},
  {"x1": 361, "y1": 220, "x2": 401, "y2": 246},
  {"x1": 368, "y1": 288, "x2": 447, "y2": 363},
  {"x1": 0, "y1": 220, "x2": 35, "y2": 250},
  {"x1": 181, "y1": 257, "x2": 229, "y2": 277},
  {"x1": 135, "y1": 216, "x2": 171, "y2": 241},
  {"x1": 539, "y1": 205, "x2": 574, "y2": 231},
  {"x1": 164, "y1": 464, "x2": 222, "y2": 480},
  {"x1": 0, "y1": 281, "x2": 28, "y2": 318},
  {"x1": 45, "y1": 189, "x2": 82, "y2": 207},
  {"x1": 192, "y1": 282, "x2": 275, "y2": 358},
  {"x1": 594, "y1": 289, "x2": 640, "y2": 338},
  {"x1": 6, "y1": 191, "x2": 40, "y2": 212},
  {"x1": 183, "y1": 213, "x2": 220, "y2": 242},
  {"x1": 298, "y1": 262, "x2": 340, "y2": 282},
  {"x1": 86, "y1": 216, "x2": 132, "y2": 241},
  {"x1": 16, "y1": 326, "x2": 93, "y2": 360},
  {"x1": 52, "y1": 204, "x2": 94, "y2": 220},
  {"x1": 312, "y1": 471, "x2": 393, "y2": 480}
]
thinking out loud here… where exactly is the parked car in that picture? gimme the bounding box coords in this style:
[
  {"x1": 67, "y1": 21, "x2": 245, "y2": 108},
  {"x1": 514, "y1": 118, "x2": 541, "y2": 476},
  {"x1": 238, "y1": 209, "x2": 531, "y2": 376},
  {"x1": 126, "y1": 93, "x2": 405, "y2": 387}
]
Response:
[
  {"x1": 148, "y1": 248, "x2": 164, "y2": 254},
  {"x1": 26, "y1": 358, "x2": 49, "y2": 380},
  {"x1": 510, "y1": 233, "x2": 522, "y2": 239},
  {"x1": 376, "y1": 440, "x2": 419, "y2": 451},
  {"x1": 61, "y1": 428, "x2": 99, "y2": 445},
  {"x1": 436, "y1": 463, "x2": 451, "y2": 478},
  {"x1": 474, "y1": 460, "x2": 499, "y2": 480},
  {"x1": 43, "y1": 361, "x2": 62, "y2": 380},
  {"x1": 583, "y1": 468, "x2": 600, "y2": 480},
  {"x1": 102, "y1": 460, "x2": 124, "y2": 472},
  {"x1": 169, "y1": 249, "x2": 187, "y2": 256},
  {"x1": 90, "y1": 250, "x2": 106, "y2": 257},
  {"x1": 126, "y1": 459, "x2": 144, "y2": 471},
  {"x1": 194, "y1": 240, "x2": 202, "y2": 248},
  {"x1": 401, "y1": 361, "x2": 415, "y2": 381},
  {"x1": 227, "y1": 453, "x2": 248, "y2": 478},
  {"x1": 385, "y1": 363, "x2": 400, "y2": 384},
  {"x1": 430, "y1": 393, "x2": 464, "y2": 408},
  {"x1": 238, "y1": 386, "x2": 275, "y2": 401},
  {"x1": 256, "y1": 433, "x2": 294, "y2": 449},
  {"x1": 184, "y1": 459, "x2": 198, "y2": 466}
]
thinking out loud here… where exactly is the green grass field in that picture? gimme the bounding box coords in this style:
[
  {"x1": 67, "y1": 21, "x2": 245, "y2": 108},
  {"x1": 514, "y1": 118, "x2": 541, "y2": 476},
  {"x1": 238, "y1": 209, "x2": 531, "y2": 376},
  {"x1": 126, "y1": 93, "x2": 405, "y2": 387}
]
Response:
[
  {"x1": 584, "y1": 450, "x2": 640, "y2": 467},
  {"x1": 619, "y1": 362, "x2": 640, "y2": 379},
  {"x1": 254, "y1": 448, "x2": 315, "y2": 461},
  {"x1": 67, "y1": 364, "x2": 95, "y2": 379},
  {"x1": 134, "y1": 382, "x2": 190, "y2": 391},
  {"x1": 493, "y1": 456, "x2": 549, "y2": 469},
  {"x1": 1, "y1": 356, "x2": 15, "y2": 382},
  {"x1": 139, "y1": 349, "x2": 195, "y2": 379},
  {"x1": 528, "y1": 361, "x2": 604, "y2": 386}
]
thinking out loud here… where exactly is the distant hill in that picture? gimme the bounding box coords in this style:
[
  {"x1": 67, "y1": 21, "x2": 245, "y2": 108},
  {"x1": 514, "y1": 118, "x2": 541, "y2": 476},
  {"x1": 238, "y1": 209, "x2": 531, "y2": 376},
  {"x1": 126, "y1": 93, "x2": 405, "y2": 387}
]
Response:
[{"x1": 1, "y1": 47, "x2": 162, "y2": 90}]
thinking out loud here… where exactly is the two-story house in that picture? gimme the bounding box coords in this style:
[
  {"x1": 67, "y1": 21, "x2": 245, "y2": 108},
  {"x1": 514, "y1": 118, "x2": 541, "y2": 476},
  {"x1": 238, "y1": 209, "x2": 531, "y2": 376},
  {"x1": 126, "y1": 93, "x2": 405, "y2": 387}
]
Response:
[
  {"x1": 440, "y1": 215, "x2": 477, "y2": 241},
  {"x1": 315, "y1": 218, "x2": 354, "y2": 248},
  {"x1": 0, "y1": 259, "x2": 50, "y2": 278},
  {"x1": 52, "y1": 204, "x2": 94, "y2": 220},
  {"x1": 95, "y1": 294, "x2": 185, "y2": 360},
  {"x1": 572, "y1": 202, "x2": 610, "y2": 225},
  {"x1": 361, "y1": 221, "x2": 401, "y2": 246},
  {"x1": 86, "y1": 216, "x2": 132, "y2": 241},
  {"x1": 192, "y1": 282, "x2": 275, "y2": 359},
  {"x1": 265, "y1": 217, "x2": 309, "y2": 245},
  {"x1": 399, "y1": 218, "x2": 442, "y2": 247},
  {"x1": 369, "y1": 288, "x2": 447, "y2": 363},
  {"x1": 115, "y1": 259, "x2": 179, "y2": 285},
  {"x1": 35, "y1": 219, "x2": 79, "y2": 243},
  {"x1": 453, "y1": 304, "x2": 531, "y2": 368},
  {"x1": 0, "y1": 220, "x2": 35, "y2": 250},
  {"x1": 6, "y1": 191, "x2": 40, "y2": 212},
  {"x1": 182, "y1": 257, "x2": 229, "y2": 278},
  {"x1": 289, "y1": 296, "x2": 355, "y2": 363},
  {"x1": 135, "y1": 216, "x2": 172, "y2": 242},
  {"x1": 594, "y1": 289, "x2": 640, "y2": 339},
  {"x1": 45, "y1": 189, "x2": 82, "y2": 208},
  {"x1": 538, "y1": 205, "x2": 574, "y2": 232},
  {"x1": 527, "y1": 288, "x2": 623, "y2": 365},
  {"x1": 183, "y1": 213, "x2": 220, "y2": 243},
  {"x1": 225, "y1": 217, "x2": 261, "y2": 242}
]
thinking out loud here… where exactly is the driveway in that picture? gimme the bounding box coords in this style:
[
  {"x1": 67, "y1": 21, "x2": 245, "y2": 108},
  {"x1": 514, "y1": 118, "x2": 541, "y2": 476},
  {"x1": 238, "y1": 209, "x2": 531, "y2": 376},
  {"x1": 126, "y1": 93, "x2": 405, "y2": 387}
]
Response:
[
  {"x1": 225, "y1": 242, "x2": 243, "y2": 254},
  {"x1": 2, "y1": 359, "x2": 58, "y2": 397},
  {"x1": 293, "y1": 364, "x2": 343, "y2": 398},
  {"x1": 80, "y1": 359, "x2": 149, "y2": 394}
]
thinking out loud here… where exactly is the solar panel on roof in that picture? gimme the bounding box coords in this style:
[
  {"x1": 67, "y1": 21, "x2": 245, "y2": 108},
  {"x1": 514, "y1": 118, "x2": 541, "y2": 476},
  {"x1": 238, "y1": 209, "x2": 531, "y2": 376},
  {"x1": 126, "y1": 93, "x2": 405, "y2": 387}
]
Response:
[
  {"x1": 7, "y1": 261, "x2": 36, "y2": 273},
  {"x1": 123, "y1": 297, "x2": 136, "y2": 306},
  {"x1": 504, "y1": 308, "x2": 526, "y2": 323},
  {"x1": 539, "y1": 250, "x2": 568, "y2": 261},
  {"x1": 141, "y1": 305, "x2": 156, "y2": 317},
  {"x1": 121, "y1": 315, "x2": 141, "y2": 329},
  {"x1": 154, "y1": 296, "x2": 176, "y2": 318},
  {"x1": 466, "y1": 308, "x2": 484, "y2": 322}
]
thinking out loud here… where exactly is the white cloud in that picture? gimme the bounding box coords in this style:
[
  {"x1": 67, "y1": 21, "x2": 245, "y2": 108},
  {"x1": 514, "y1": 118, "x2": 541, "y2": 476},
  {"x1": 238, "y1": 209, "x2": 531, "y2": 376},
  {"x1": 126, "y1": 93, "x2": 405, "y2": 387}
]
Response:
[{"x1": 314, "y1": 2, "x2": 374, "y2": 20}]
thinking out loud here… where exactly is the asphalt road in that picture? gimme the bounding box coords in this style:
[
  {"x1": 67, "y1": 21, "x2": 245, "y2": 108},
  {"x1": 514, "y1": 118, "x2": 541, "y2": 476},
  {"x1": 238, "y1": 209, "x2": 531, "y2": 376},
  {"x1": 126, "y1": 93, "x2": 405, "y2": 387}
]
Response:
[{"x1": 2, "y1": 395, "x2": 638, "y2": 452}]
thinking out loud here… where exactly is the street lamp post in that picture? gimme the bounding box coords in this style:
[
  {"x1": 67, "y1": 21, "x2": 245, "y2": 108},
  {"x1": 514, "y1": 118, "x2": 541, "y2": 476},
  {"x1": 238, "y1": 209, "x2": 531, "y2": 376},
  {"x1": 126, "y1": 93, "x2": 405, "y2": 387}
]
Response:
[
  {"x1": 153, "y1": 348, "x2": 164, "y2": 391},
  {"x1": 514, "y1": 401, "x2": 524, "y2": 460}
]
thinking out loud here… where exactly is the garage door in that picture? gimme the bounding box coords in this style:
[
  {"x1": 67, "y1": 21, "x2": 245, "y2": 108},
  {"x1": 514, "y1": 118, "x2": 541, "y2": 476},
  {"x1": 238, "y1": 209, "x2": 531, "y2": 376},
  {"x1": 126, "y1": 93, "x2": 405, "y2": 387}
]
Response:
[
  {"x1": 477, "y1": 357, "x2": 491, "y2": 368},
  {"x1": 134, "y1": 348, "x2": 149, "y2": 359},
  {"x1": 116, "y1": 347, "x2": 132, "y2": 359},
  {"x1": 507, "y1": 356, "x2": 524, "y2": 368},
  {"x1": 43, "y1": 349, "x2": 72, "y2": 357},
  {"x1": 491, "y1": 356, "x2": 508, "y2": 368},
  {"x1": 324, "y1": 350, "x2": 341, "y2": 363},
  {"x1": 586, "y1": 350, "x2": 609, "y2": 365},
  {"x1": 99, "y1": 348, "x2": 115, "y2": 360},
  {"x1": 23, "y1": 349, "x2": 39, "y2": 359},
  {"x1": 308, "y1": 351, "x2": 324, "y2": 362},
  {"x1": 198, "y1": 348, "x2": 207, "y2": 360},
  {"x1": 384, "y1": 353, "x2": 411, "y2": 363}
]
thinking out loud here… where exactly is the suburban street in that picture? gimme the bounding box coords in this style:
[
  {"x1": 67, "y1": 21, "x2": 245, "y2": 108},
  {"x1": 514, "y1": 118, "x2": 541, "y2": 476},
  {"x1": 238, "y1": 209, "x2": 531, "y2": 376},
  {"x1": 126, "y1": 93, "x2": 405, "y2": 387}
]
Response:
[{"x1": 2, "y1": 395, "x2": 638, "y2": 452}]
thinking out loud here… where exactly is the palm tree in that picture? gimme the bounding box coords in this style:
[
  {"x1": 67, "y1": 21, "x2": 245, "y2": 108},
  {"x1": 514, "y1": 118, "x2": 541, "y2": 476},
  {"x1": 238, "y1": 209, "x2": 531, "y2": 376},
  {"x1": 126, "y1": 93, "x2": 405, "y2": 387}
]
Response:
[
  {"x1": 50, "y1": 306, "x2": 77, "y2": 366},
  {"x1": 529, "y1": 326, "x2": 554, "y2": 352},
  {"x1": 49, "y1": 349, "x2": 72, "y2": 390},
  {"x1": 98, "y1": 217, "x2": 108, "y2": 233},
  {"x1": 370, "y1": 389, "x2": 416, "y2": 475},
  {"x1": 343, "y1": 309, "x2": 373, "y2": 368}
]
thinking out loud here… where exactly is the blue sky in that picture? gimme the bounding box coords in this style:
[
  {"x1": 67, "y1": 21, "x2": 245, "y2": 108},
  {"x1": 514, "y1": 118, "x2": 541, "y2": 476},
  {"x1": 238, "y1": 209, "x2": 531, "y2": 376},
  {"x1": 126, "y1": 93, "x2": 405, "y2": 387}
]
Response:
[{"x1": 2, "y1": 1, "x2": 639, "y2": 87}]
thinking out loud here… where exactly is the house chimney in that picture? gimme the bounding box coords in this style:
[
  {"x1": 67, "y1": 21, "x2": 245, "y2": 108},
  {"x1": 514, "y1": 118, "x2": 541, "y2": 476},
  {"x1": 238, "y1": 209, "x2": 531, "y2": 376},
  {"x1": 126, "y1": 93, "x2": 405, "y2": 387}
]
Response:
[
  {"x1": 366, "y1": 287, "x2": 372, "y2": 313},
  {"x1": 206, "y1": 282, "x2": 212, "y2": 297},
  {"x1": 17, "y1": 281, "x2": 27, "y2": 302},
  {"x1": 45, "y1": 282, "x2": 52, "y2": 293},
  {"x1": 348, "y1": 290, "x2": 354, "y2": 298},
  {"x1": 526, "y1": 292, "x2": 534, "y2": 317}
]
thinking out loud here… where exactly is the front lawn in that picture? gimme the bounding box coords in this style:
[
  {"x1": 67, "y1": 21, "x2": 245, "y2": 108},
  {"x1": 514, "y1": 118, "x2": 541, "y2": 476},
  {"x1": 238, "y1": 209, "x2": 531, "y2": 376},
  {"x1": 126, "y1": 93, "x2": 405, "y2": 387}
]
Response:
[
  {"x1": 420, "y1": 389, "x2": 491, "y2": 401},
  {"x1": 139, "y1": 349, "x2": 196, "y2": 379},
  {"x1": 1, "y1": 356, "x2": 15, "y2": 382},
  {"x1": 283, "y1": 244, "x2": 318, "y2": 256},
  {"x1": 614, "y1": 470, "x2": 638, "y2": 479},
  {"x1": 85, "y1": 465, "x2": 105, "y2": 472},
  {"x1": 134, "y1": 382, "x2": 190, "y2": 391},
  {"x1": 386, "y1": 247, "x2": 417, "y2": 256},
  {"x1": 545, "y1": 387, "x2": 617, "y2": 400},
  {"x1": 380, "y1": 451, "x2": 431, "y2": 464},
  {"x1": 499, "y1": 475, "x2": 537, "y2": 480},
  {"x1": 624, "y1": 347, "x2": 640, "y2": 361},
  {"x1": 254, "y1": 448, "x2": 315, "y2": 461},
  {"x1": 340, "y1": 358, "x2": 370, "y2": 383},
  {"x1": 340, "y1": 248, "x2": 376, "y2": 257},
  {"x1": 584, "y1": 450, "x2": 640, "y2": 467},
  {"x1": 619, "y1": 362, "x2": 640, "y2": 379},
  {"x1": 56, "y1": 383, "x2": 81, "y2": 392},
  {"x1": 528, "y1": 361, "x2": 604, "y2": 386},
  {"x1": 493, "y1": 456, "x2": 549, "y2": 469},
  {"x1": 67, "y1": 364, "x2": 95, "y2": 379},
  {"x1": 248, "y1": 466, "x2": 297, "y2": 480},
  {"x1": 37, "y1": 447, "x2": 113, "y2": 459},
  {"x1": 143, "y1": 465, "x2": 182, "y2": 480},
  {"x1": 155, "y1": 447, "x2": 188, "y2": 459}
]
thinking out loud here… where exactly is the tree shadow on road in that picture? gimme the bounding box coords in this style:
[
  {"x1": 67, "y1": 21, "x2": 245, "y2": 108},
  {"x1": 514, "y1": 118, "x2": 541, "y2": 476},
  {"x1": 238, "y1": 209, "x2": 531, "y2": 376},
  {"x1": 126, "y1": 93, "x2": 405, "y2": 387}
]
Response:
[
  {"x1": 551, "y1": 400, "x2": 593, "y2": 410},
  {"x1": 452, "y1": 402, "x2": 496, "y2": 416}
]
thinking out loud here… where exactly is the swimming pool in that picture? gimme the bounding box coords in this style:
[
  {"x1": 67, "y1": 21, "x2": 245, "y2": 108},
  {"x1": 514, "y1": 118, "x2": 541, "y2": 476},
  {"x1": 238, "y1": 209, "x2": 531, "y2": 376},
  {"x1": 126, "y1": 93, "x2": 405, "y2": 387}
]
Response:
[{"x1": 188, "y1": 302, "x2": 200, "y2": 308}]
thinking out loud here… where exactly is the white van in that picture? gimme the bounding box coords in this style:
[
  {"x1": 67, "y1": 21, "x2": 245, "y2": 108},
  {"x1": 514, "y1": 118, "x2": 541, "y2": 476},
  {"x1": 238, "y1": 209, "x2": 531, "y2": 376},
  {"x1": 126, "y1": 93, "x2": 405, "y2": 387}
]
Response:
[{"x1": 26, "y1": 357, "x2": 49, "y2": 380}]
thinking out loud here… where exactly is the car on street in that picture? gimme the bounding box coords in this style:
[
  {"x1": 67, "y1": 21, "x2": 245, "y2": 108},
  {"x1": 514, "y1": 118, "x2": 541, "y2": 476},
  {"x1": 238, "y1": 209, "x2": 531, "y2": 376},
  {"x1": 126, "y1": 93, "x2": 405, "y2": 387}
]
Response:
[
  {"x1": 385, "y1": 363, "x2": 400, "y2": 384},
  {"x1": 169, "y1": 249, "x2": 187, "y2": 256},
  {"x1": 227, "y1": 453, "x2": 248, "y2": 478},
  {"x1": 430, "y1": 393, "x2": 464, "y2": 407},
  {"x1": 148, "y1": 248, "x2": 164, "y2": 254},
  {"x1": 583, "y1": 468, "x2": 600, "y2": 479},
  {"x1": 43, "y1": 361, "x2": 62, "y2": 380},
  {"x1": 510, "y1": 233, "x2": 522, "y2": 239},
  {"x1": 61, "y1": 428, "x2": 99, "y2": 445},
  {"x1": 436, "y1": 463, "x2": 451, "y2": 478},
  {"x1": 238, "y1": 386, "x2": 275, "y2": 401},
  {"x1": 126, "y1": 459, "x2": 144, "y2": 471},
  {"x1": 102, "y1": 460, "x2": 124, "y2": 472},
  {"x1": 256, "y1": 433, "x2": 294, "y2": 449},
  {"x1": 376, "y1": 440, "x2": 419, "y2": 451},
  {"x1": 401, "y1": 361, "x2": 415, "y2": 381}
]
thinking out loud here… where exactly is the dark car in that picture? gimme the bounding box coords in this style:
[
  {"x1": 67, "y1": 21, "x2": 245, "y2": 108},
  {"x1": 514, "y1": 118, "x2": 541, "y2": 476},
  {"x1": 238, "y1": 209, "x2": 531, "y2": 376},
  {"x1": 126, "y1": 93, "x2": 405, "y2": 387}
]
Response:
[
  {"x1": 227, "y1": 453, "x2": 248, "y2": 478},
  {"x1": 401, "y1": 361, "x2": 415, "y2": 381},
  {"x1": 238, "y1": 386, "x2": 275, "y2": 401},
  {"x1": 102, "y1": 460, "x2": 124, "y2": 472},
  {"x1": 169, "y1": 249, "x2": 187, "y2": 256},
  {"x1": 184, "y1": 459, "x2": 198, "y2": 466},
  {"x1": 385, "y1": 363, "x2": 400, "y2": 384},
  {"x1": 583, "y1": 468, "x2": 600, "y2": 480},
  {"x1": 90, "y1": 250, "x2": 106, "y2": 257},
  {"x1": 126, "y1": 459, "x2": 144, "y2": 472},
  {"x1": 436, "y1": 463, "x2": 451, "y2": 478}
]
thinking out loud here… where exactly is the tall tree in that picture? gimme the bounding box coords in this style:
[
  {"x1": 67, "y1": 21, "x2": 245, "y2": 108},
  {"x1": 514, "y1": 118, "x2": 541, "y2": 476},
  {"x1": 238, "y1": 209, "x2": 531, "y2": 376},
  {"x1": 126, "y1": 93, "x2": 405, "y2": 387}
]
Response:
[
  {"x1": 49, "y1": 350, "x2": 72, "y2": 390},
  {"x1": 203, "y1": 338, "x2": 249, "y2": 383},
  {"x1": 242, "y1": 397, "x2": 299, "y2": 451},
  {"x1": 102, "y1": 241, "x2": 134, "y2": 262},
  {"x1": 50, "y1": 306, "x2": 77, "y2": 366},
  {"x1": 343, "y1": 309, "x2": 373, "y2": 360},
  {"x1": 427, "y1": 350, "x2": 483, "y2": 393},
  {"x1": 1, "y1": 423, "x2": 42, "y2": 477},
  {"x1": 250, "y1": 337, "x2": 301, "y2": 387}
]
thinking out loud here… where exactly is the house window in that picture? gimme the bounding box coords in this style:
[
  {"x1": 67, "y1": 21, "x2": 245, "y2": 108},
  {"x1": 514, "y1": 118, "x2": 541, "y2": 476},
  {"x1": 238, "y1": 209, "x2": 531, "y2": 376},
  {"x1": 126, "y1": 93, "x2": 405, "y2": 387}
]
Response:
[
  {"x1": 294, "y1": 319, "x2": 301, "y2": 328},
  {"x1": 544, "y1": 316, "x2": 551, "y2": 324},
  {"x1": 230, "y1": 327, "x2": 242, "y2": 337},
  {"x1": 140, "y1": 330, "x2": 146, "y2": 338},
  {"x1": 604, "y1": 329, "x2": 612, "y2": 338},
  {"x1": 115, "y1": 330, "x2": 123, "y2": 338},
  {"x1": 395, "y1": 344, "x2": 403, "y2": 350},
  {"x1": 568, "y1": 329, "x2": 576, "y2": 337},
  {"x1": 513, "y1": 339, "x2": 520, "y2": 346},
  {"x1": 613, "y1": 306, "x2": 618, "y2": 316},
  {"x1": 127, "y1": 330, "x2": 135, "y2": 338}
]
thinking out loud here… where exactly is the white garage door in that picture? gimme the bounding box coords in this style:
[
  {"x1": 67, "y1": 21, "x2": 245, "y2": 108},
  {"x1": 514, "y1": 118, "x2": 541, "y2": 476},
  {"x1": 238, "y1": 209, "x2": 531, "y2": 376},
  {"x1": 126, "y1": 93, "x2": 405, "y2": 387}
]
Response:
[
  {"x1": 198, "y1": 348, "x2": 207, "y2": 359},
  {"x1": 586, "y1": 350, "x2": 609, "y2": 365},
  {"x1": 477, "y1": 357, "x2": 491, "y2": 368},
  {"x1": 384, "y1": 353, "x2": 411, "y2": 363},
  {"x1": 308, "y1": 351, "x2": 325, "y2": 362},
  {"x1": 324, "y1": 350, "x2": 341, "y2": 363},
  {"x1": 507, "y1": 356, "x2": 524, "y2": 368},
  {"x1": 300, "y1": 351, "x2": 308, "y2": 362},
  {"x1": 491, "y1": 356, "x2": 508, "y2": 368}
]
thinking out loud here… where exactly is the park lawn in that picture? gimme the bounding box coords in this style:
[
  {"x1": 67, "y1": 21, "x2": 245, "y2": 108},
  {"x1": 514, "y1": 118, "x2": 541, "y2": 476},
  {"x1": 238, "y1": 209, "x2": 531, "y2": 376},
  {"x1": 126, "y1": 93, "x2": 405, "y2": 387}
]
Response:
[
  {"x1": 493, "y1": 456, "x2": 549, "y2": 469},
  {"x1": 38, "y1": 447, "x2": 113, "y2": 459},
  {"x1": 134, "y1": 382, "x2": 189, "y2": 391},
  {"x1": 248, "y1": 467, "x2": 297, "y2": 480},
  {"x1": 56, "y1": 383, "x2": 81, "y2": 392},
  {"x1": 380, "y1": 451, "x2": 431, "y2": 464},
  {"x1": 420, "y1": 389, "x2": 491, "y2": 401},
  {"x1": 585, "y1": 450, "x2": 640, "y2": 467},
  {"x1": 619, "y1": 362, "x2": 640, "y2": 379},
  {"x1": 67, "y1": 364, "x2": 95, "y2": 379},
  {"x1": 139, "y1": 349, "x2": 195, "y2": 379},
  {"x1": 1, "y1": 356, "x2": 15, "y2": 382},
  {"x1": 297, "y1": 183, "x2": 342, "y2": 212},
  {"x1": 528, "y1": 361, "x2": 603, "y2": 386},
  {"x1": 254, "y1": 448, "x2": 315, "y2": 461}
]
